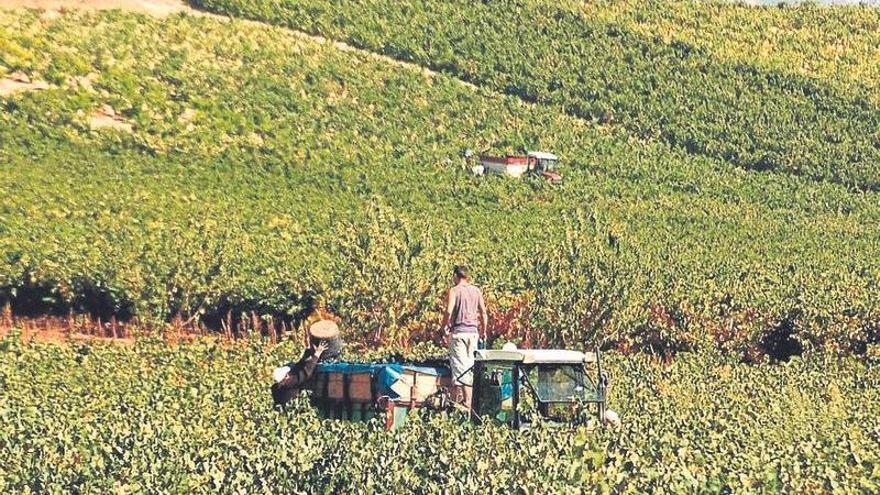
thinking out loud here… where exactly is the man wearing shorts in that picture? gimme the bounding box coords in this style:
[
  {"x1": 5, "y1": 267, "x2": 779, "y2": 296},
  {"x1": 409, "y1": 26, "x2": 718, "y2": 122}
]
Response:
[{"x1": 442, "y1": 265, "x2": 488, "y2": 409}]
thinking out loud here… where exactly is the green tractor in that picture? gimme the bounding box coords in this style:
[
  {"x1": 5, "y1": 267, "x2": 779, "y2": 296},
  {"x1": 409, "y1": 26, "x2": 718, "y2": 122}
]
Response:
[{"x1": 472, "y1": 348, "x2": 608, "y2": 429}]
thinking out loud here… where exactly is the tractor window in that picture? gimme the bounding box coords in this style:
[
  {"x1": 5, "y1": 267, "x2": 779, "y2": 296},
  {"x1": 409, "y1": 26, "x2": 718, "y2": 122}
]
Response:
[
  {"x1": 540, "y1": 159, "x2": 557, "y2": 171},
  {"x1": 528, "y1": 365, "x2": 596, "y2": 403},
  {"x1": 475, "y1": 363, "x2": 515, "y2": 422}
]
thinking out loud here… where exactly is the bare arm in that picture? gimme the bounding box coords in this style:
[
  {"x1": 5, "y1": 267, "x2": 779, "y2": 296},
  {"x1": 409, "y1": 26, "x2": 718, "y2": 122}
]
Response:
[
  {"x1": 442, "y1": 288, "x2": 456, "y2": 332},
  {"x1": 289, "y1": 342, "x2": 328, "y2": 386},
  {"x1": 478, "y1": 291, "x2": 488, "y2": 339}
]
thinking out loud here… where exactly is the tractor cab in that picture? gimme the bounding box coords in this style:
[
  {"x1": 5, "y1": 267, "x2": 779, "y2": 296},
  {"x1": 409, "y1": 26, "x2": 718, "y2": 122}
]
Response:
[
  {"x1": 472, "y1": 347, "x2": 607, "y2": 429},
  {"x1": 527, "y1": 151, "x2": 563, "y2": 184}
]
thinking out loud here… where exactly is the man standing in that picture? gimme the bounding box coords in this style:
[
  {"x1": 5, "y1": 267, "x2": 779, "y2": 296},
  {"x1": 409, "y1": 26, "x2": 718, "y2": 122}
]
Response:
[{"x1": 442, "y1": 265, "x2": 488, "y2": 409}]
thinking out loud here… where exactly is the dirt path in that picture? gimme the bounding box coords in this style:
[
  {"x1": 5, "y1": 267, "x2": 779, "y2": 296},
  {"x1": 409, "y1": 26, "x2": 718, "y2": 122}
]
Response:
[
  {"x1": 0, "y1": 319, "x2": 137, "y2": 345},
  {"x1": 0, "y1": 314, "x2": 259, "y2": 347},
  {"x1": 0, "y1": 0, "x2": 189, "y2": 16},
  {"x1": 0, "y1": 71, "x2": 49, "y2": 96}
]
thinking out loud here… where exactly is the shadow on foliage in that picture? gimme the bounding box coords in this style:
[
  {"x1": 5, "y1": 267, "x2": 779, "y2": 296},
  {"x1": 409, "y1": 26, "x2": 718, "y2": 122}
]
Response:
[
  {"x1": 758, "y1": 315, "x2": 804, "y2": 362},
  {"x1": 0, "y1": 282, "x2": 69, "y2": 317},
  {"x1": 197, "y1": 295, "x2": 316, "y2": 337},
  {"x1": 0, "y1": 280, "x2": 135, "y2": 321}
]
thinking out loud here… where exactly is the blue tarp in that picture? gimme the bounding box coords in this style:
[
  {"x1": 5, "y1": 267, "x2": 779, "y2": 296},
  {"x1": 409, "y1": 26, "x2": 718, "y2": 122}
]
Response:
[{"x1": 316, "y1": 362, "x2": 449, "y2": 399}]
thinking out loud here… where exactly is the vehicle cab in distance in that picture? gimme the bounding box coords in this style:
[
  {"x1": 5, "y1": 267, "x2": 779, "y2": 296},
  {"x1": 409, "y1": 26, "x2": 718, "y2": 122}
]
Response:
[{"x1": 526, "y1": 151, "x2": 563, "y2": 184}]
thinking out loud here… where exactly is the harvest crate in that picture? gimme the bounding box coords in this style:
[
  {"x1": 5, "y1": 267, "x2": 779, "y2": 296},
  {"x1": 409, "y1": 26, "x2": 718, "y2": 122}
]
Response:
[
  {"x1": 324, "y1": 372, "x2": 373, "y2": 401},
  {"x1": 312, "y1": 398, "x2": 418, "y2": 431},
  {"x1": 309, "y1": 362, "x2": 451, "y2": 430},
  {"x1": 390, "y1": 370, "x2": 452, "y2": 401}
]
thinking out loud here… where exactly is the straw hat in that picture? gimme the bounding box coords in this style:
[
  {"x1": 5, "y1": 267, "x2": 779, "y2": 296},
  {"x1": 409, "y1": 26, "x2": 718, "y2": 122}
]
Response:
[{"x1": 309, "y1": 319, "x2": 340, "y2": 339}]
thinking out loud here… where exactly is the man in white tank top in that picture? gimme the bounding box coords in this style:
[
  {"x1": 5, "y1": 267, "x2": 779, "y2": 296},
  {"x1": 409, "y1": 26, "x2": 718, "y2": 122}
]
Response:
[{"x1": 442, "y1": 265, "x2": 488, "y2": 409}]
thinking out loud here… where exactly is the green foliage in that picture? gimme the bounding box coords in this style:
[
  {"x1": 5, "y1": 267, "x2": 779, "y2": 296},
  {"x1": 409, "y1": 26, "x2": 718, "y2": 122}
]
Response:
[
  {"x1": 1, "y1": 11, "x2": 880, "y2": 356},
  {"x1": 322, "y1": 203, "x2": 449, "y2": 345},
  {"x1": 582, "y1": 0, "x2": 880, "y2": 98},
  {"x1": 189, "y1": 0, "x2": 880, "y2": 191},
  {"x1": 2, "y1": 6, "x2": 879, "y2": 492},
  {"x1": 1, "y1": 336, "x2": 878, "y2": 493}
]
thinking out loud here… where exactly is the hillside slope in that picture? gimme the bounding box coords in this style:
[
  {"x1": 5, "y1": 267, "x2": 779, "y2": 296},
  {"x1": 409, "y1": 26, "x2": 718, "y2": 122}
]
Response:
[
  {"x1": 1, "y1": 9, "x2": 879, "y2": 355},
  {"x1": 583, "y1": 0, "x2": 880, "y2": 98},
  {"x1": 190, "y1": 0, "x2": 880, "y2": 191}
]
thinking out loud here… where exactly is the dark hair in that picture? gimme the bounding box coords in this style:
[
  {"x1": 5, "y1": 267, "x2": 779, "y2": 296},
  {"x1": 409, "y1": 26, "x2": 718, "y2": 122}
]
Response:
[
  {"x1": 313, "y1": 336, "x2": 344, "y2": 361},
  {"x1": 453, "y1": 265, "x2": 470, "y2": 280}
]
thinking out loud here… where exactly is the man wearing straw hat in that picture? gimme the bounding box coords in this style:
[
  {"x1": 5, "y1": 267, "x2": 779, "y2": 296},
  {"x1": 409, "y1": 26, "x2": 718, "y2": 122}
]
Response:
[
  {"x1": 442, "y1": 265, "x2": 488, "y2": 409},
  {"x1": 271, "y1": 319, "x2": 344, "y2": 407}
]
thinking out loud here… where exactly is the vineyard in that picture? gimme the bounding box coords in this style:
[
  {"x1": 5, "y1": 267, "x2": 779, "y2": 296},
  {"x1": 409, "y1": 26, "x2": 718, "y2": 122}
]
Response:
[
  {"x1": 2, "y1": 1, "x2": 880, "y2": 492},
  {"x1": 189, "y1": 0, "x2": 880, "y2": 190},
  {"x1": 1, "y1": 334, "x2": 878, "y2": 493},
  {"x1": 1, "y1": 7, "x2": 879, "y2": 357}
]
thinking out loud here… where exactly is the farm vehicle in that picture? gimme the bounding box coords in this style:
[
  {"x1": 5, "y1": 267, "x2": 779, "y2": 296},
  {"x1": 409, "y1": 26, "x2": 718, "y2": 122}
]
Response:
[
  {"x1": 300, "y1": 345, "x2": 609, "y2": 430},
  {"x1": 464, "y1": 149, "x2": 564, "y2": 184}
]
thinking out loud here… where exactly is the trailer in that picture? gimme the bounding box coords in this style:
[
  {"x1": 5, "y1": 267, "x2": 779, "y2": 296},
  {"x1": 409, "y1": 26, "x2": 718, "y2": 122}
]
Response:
[
  {"x1": 302, "y1": 347, "x2": 608, "y2": 430},
  {"x1": 473, "y1": 151, "x2": 563, "y2": 184},
  {"x1": 307, "y1": 362, "x2": 452, "y2": 430},
  {"x1": 479, "y1": 154, "x2": 531, "y2": 178}
]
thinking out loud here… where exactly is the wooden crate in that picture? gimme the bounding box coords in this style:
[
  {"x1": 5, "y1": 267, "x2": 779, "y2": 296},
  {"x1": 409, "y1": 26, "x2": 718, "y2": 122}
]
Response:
[
  {"x1": 349, "y1": 373, "x2": 373, "y2": 401},
  {"x1": 412, "y1": 372, "x2": 442, "y2": 400},
  {"x1": 309, "y1": 373, "x2": 329, "y2": 397},
  {"x1": 326, "y1": 373, "x2": 343, "y2": 399},
  {"x1": 390, "y1": 371, "x2": 449, "y2": 401},
  {"x1": 325, "y1": 372, "x2": 373, "y2": 401}
]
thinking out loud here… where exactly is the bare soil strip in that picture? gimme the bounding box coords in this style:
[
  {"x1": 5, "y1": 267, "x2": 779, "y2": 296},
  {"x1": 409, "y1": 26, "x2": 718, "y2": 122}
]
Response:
[
  {"x1": 0, "y1": 0, "x2": 188, "y2": 16},
  {"x1": 0, "y1": 314, "x2": 264, "y2": 346},
  {"x1": 0, "y1": 71, "x2": 50, "y2": 96},
  {"x1": 88, "y1": 104, "x2": 133, "y2": 132},
  {"x1": 0, "y1": 319, "x2": 138, "y2": 345}
]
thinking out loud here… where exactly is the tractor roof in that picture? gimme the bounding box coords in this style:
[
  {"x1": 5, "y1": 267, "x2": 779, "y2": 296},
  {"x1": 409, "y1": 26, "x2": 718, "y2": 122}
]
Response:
[
  {"x1": 474, "y1": 349, "x2": 596, "y2": 364},
  {"x1": 527, "y1": 151, "x2": 558, "y2": 160}
]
